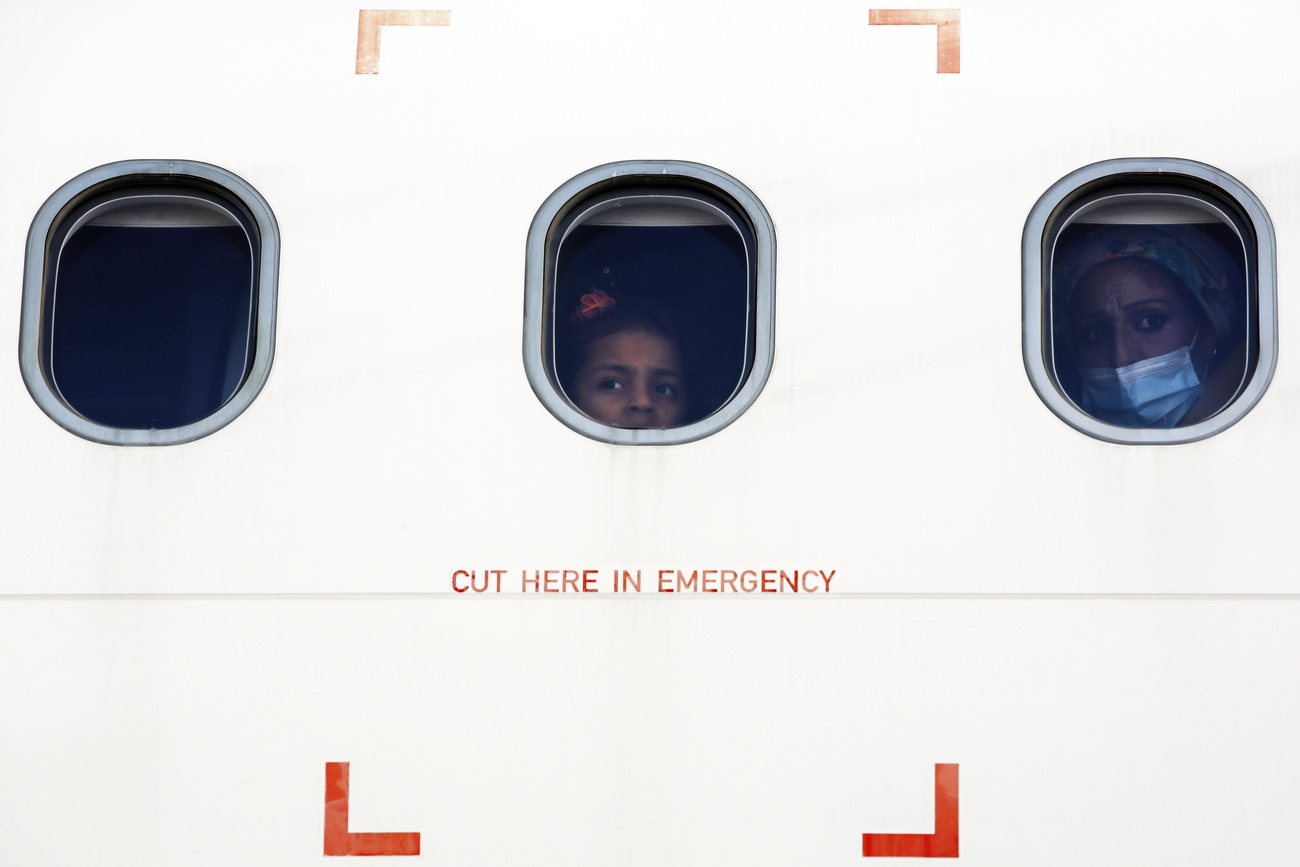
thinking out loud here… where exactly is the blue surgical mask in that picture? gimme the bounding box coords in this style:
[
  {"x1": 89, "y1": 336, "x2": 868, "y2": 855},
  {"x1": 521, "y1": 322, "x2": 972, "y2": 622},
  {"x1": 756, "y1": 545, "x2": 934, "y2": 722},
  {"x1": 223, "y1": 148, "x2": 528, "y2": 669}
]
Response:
[{"x1": 1077, "y1": 345, "x2": 1204, "y2": 428}]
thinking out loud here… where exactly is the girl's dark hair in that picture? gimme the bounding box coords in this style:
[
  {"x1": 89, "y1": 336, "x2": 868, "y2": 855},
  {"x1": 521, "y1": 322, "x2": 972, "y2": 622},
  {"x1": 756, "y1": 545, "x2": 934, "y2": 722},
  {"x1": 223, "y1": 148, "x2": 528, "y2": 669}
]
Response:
[{"x1": 555, "y1": 294, "x2": 703, "y2": 424}]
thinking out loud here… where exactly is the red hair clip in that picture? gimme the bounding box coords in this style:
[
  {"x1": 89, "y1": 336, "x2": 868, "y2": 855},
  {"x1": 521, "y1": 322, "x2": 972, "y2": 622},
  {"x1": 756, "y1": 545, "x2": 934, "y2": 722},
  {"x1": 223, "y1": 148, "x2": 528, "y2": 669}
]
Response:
[{"x1": 573, "y1": 289, "x2": 616, "y2": 321}]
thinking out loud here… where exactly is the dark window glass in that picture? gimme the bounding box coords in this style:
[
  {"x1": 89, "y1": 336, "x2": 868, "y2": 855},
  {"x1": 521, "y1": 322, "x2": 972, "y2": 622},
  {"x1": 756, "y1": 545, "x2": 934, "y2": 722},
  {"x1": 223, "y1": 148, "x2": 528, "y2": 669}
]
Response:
[
  {"x1": 1047, "y1": 192, "x2": 1255, "y2": 430},
  {"x1": 49, "y1": 195, "x2": 255, "y2": 429},
  {"x1": 551, "y1": 192, "x2": 754, "y2": 430},
  {"x1": 23, "y1": 161, "x2": 278, "y2": 445}
]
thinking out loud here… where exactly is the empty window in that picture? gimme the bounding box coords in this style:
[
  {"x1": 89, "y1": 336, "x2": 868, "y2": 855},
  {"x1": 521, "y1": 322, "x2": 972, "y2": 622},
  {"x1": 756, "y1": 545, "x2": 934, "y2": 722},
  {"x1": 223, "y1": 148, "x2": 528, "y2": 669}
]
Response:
[
  {"x1": 524, "y1": 161, "x2": 775, "y2": 444},
  {"x1": 21, "y1": 160, "x2": 278, "y2": 445},
  {"x1": 1023, "y1": 159, "x2": 1276, "y2": 444}
]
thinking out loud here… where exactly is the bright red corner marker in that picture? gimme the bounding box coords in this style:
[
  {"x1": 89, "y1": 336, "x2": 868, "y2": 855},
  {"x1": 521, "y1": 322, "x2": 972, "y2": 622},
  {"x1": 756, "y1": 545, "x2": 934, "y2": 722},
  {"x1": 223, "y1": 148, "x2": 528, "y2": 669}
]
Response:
[
  {"x1": 862, "y1": 763, "x2": 959, "y2": 858},
  {"x1": 324, "y1": 762, "x2": 421, "y2": 856}
]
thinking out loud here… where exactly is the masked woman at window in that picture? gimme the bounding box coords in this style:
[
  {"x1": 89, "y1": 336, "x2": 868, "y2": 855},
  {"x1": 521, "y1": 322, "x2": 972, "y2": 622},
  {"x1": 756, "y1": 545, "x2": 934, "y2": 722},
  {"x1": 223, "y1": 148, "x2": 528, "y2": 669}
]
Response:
[{"x1": 1052, "y1": 225, "x2": 1249, "y2": 429}]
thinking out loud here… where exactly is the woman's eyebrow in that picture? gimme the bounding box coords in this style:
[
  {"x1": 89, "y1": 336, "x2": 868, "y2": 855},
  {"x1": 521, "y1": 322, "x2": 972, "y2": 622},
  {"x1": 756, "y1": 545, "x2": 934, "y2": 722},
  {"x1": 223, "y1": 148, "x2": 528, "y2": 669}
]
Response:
[{"x1": 1075, "y1": 297, "x2": 1171, "y2": 318}]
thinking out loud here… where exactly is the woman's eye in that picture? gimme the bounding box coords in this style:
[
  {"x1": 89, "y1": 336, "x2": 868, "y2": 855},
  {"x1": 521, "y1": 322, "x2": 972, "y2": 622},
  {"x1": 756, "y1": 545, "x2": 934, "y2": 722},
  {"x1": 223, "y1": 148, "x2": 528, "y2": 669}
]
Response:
[
  {"x1": 1135, "y1": 313, "x2": 1166, "y2": 332},
  {"x1": 1078, "y1": 325, "x2": 1105, "y2": 344}
]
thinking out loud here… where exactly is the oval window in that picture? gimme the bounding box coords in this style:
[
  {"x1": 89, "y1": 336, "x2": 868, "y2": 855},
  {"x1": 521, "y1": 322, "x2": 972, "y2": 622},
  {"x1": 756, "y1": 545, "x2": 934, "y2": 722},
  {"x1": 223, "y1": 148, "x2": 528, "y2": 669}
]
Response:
[
  {"x1": 524, "y1": 161, "x2": 775, "y2": 444},
  {"x1": 22, "y1": 161, "x2": 279, "y2": 445},
  {"x1": 1023, "y1": 159, "x2": 1276, "y2": 444}
]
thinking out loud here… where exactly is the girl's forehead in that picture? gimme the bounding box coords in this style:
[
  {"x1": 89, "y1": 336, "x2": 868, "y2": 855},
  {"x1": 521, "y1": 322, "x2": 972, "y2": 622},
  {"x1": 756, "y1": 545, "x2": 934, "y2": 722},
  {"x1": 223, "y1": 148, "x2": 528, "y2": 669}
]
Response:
[{"x1": 586, "y1": 330, "x2": 681, "y2": 366}]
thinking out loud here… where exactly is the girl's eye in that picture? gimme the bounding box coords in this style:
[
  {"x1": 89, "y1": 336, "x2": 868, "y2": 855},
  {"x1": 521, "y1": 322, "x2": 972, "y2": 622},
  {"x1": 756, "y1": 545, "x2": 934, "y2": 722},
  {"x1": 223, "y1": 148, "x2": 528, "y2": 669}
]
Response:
[
  {"x1": 598, "y1": 378, "x2": 624, "y2": 391},
  {"x1": 1135, "y1": 313, "x2": 1166, "y2": 332},
  {"x1": 654, "y1": 383, "x2": 678, "y2": 398}
]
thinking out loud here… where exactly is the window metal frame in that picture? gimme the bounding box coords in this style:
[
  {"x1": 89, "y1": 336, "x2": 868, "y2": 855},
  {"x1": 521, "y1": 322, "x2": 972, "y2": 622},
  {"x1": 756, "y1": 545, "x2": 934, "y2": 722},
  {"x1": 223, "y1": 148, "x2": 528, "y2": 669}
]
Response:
[
  {"x1": 1022, "y1": 158, "x2": 1276, "y2": 445},
  {"x1": 524, "y1": 161, "x2": 776, "y2": 445},
  {"x1": 21, "y1": 160, "x2": 279, "y2": 445}
]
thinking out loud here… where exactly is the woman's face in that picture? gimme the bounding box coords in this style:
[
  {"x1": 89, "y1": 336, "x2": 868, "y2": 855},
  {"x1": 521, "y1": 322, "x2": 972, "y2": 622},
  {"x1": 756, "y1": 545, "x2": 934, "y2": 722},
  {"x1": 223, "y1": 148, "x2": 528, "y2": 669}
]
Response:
[
  {"x1": 572, "y1": 330, "x2": 686, "y2": 428},
  {"x1": 1068, "y1": 259, "x2": 1200, "y2": 369}
]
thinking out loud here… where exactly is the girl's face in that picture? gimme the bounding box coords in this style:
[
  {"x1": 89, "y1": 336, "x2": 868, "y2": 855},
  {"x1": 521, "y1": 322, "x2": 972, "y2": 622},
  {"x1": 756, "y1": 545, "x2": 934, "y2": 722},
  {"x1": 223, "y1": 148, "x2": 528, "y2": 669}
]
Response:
[{"x1": 572, "y1": 330, "x2": 686, "y2": 428}]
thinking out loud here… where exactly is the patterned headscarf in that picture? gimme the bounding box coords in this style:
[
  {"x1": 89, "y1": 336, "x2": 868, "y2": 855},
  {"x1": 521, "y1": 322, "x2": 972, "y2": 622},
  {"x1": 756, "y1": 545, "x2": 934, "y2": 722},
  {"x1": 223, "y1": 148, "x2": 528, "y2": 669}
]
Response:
[{"x1": 1053, "y1": 224, "x2": 1242, "y2": 346}]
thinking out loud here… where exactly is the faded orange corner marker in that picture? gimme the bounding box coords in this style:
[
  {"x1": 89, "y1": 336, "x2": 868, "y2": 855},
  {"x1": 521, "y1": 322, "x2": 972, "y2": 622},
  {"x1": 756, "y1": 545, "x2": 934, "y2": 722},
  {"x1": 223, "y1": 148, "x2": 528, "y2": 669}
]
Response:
[
  {"x1": 356, "y1": 10, "x2": 451, "y2": 74},
  {"x1": 869, "y1": 9, "x2": 961, "y2": 73}
]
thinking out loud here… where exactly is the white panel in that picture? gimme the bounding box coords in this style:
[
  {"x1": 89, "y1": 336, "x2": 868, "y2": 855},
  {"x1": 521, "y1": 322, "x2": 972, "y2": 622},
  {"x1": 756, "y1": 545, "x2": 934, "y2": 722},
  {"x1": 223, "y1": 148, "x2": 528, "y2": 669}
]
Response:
[{"x1": 1, "y1": 599, "x2": 1297, "y2": 864}]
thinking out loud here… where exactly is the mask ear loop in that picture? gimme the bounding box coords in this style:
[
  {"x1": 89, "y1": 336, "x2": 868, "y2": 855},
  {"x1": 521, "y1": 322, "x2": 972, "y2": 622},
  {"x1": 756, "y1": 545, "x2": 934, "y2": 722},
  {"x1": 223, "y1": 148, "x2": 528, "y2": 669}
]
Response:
[
  {"x1": 1188, "y1": 322, "x2": 1245, "y2": 423},
  {"x1": 1188, "y1": 326, "x2": 1206, "y2": 380}
]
